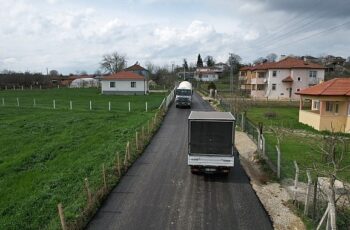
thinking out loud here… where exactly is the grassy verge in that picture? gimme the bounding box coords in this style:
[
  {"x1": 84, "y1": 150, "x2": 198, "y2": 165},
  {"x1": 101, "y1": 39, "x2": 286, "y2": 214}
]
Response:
[{"x1": 0, "y1": 88, "x2": 166, "y2": 229}]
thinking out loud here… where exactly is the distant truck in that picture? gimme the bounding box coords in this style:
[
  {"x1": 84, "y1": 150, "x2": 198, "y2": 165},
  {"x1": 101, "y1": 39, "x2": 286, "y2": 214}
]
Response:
[
  {"x1": 188, "y1": 111, "x2": 235, "y2": 174},
  {"x1": 175, "y1": 81, "x2": 192, "y2": 108}
]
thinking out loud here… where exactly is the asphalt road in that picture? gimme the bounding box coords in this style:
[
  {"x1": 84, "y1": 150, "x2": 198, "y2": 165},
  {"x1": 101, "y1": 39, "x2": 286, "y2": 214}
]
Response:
[{"x1": 87, "y1": 93, "x2": 272, "y2": 230}]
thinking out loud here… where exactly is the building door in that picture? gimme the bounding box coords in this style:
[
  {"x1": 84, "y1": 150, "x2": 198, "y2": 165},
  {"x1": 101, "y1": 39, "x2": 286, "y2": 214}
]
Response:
[{"x1": 289, "y1": 88, "x2": 292, "y2": 98}]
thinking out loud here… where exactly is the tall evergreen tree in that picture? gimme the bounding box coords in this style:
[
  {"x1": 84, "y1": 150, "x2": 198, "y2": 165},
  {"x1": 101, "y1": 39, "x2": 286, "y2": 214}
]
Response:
[
  {"x1": 197, "y1": 54, "x2": 203, "y2": 67},
  {"x1": 183, "y1": 59, "x2": 189, "y2": 70}
]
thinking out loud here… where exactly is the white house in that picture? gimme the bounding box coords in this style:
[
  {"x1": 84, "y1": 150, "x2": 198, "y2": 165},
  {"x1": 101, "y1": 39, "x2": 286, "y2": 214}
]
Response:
[
  {"x1": 194, "y1": 67, "x2": 219, "y2": 82},
  {"x1": 101, "y1": 71, "x2": 147, "y2": 95},
  {"x1": 239, "y1": 57, "x2": 325, "y2": 99}
]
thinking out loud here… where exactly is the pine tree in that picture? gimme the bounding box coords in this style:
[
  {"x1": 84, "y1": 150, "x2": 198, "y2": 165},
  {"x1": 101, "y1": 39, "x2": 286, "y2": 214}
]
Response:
[{"x1": 197, "y1": 54, "x2": 203, "y2": 68}]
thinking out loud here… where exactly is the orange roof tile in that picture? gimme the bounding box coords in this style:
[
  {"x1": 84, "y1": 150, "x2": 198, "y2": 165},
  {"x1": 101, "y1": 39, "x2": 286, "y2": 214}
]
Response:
[
  {"x1": 124, "y1": 64, "x2": 147, "y2": 71},
  {"x1": 248, "y1": 57, "x2": 325, "y2": 71},
  {"x1": 296, "y1": 78, "x2": 350, "y2": 96},
  {"x1": 102, "y1": 71, "x2": 145, "y2": 81}
]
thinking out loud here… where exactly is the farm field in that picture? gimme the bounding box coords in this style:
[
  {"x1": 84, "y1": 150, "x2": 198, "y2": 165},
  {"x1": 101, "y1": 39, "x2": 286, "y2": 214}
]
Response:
[{"x1": 0, "y1": 88, "x2": 166, "y2": 229}]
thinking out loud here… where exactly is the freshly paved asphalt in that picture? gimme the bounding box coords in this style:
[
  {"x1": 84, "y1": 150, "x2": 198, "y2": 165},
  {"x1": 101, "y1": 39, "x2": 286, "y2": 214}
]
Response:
[{"x1": 87, "y1": 93, "x2": 273, "y2": 230}]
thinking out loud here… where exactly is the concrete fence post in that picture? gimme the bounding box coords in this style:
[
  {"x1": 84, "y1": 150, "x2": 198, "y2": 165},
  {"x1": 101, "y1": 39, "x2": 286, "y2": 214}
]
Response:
[
  {"x1": 84, "y1": 178, "x2": 92, "y2": 205},
  {"x1": 304, "y1": 170, "x2": 312, "y2": 215},
  {"x1": 16, "y1": 97, "x2": 19, "y2": 107},
  {"x1": 30, "y1": 85, "x2": 32, "y2": 90},
  {"x1": 2, "y1": 98, "x2": 4, "y2": 106},
  {"x1": 146, "y1": 102, "x2": 148, "y2": 112},
  {"x1": 13, "y1": 85, "x2": 15, "y2": 90},
  {"x1": 109, "y1": 101, "x2": 111, "y2": 111},
  {"x1": 293, "y1": 160, "x2": 299, "y2": 202},
  {"x1": 70, "y1": 101, "x2": 72, "y2": 110},
  {"x1": 136, "y1": 131, "x2": 139, "y2": 151},
  {"x1": 276, "y1": 145, "x2": 281, "y2": 179},
  {"x1": 57, "y1": 203, "x2": 67, "y2": 230},
  {"x1": 102, "y1": 164, "x2": 107, "y2": 191},
  {"x1": 33, "y1": 98, "x2": 36, "y2": 107},
  {"x1": 116, "y1": 152, "x2": 121, "y2": 176},
  {"x1": 128, "y1": 102, "x2": 131, "y2": 112},
  {"x1": 21, "y1": 85, "x2": 24, "y2": 91},
  {"x1": 257, "y1": 128, "x2": 261, "y2": 151},
  {"x1": 53, "y1": 100, "x2": 56, "y2": 109},
  {"x1": 89, "y1": 100, "x2": 92, "y2": 110},
  {"x1": 241, "y1": 113, "x2": 245, "y2": 131}
]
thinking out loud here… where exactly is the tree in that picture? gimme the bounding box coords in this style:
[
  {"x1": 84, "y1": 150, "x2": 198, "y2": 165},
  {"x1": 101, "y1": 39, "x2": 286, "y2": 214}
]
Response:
[
  {"x1": 100, "y1": 52, "x2": 127, "y2": 74},
  {"x1": 253, "y1": 57, "x2": 266, "y2": 65},
  {"x1": 183, "y1": 59, "x2": 189, "y2": 70},
  {"x1": 205, "y1": 55, "x2": 215, "y2": 67},
  {"x1": 266, "y1": 53, "x2": 278, "y2": 62},
  {"x1": 197, "y1": 54, "x2": 203, "y2": 68},
  {"x1": 49, "y1": 70, "x2": 59, "y2": 77}
]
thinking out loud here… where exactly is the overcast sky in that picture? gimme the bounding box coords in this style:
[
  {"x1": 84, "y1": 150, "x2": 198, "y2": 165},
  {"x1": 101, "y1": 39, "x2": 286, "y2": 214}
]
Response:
[{"x1": 1, "y1": 0, "x2": 350, "y2": 74}]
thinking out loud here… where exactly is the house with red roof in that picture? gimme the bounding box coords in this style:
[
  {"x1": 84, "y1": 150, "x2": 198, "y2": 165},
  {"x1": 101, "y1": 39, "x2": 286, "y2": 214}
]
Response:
[
  {"x1": 296, "y1": 78, "x2": 350, "y2": 133},
  {"x1": 239, "y1": 57, "x2": 325, "y2": 99},
  {"x1": 101, "y1": 71, "x2": 147, "y2": 95}
]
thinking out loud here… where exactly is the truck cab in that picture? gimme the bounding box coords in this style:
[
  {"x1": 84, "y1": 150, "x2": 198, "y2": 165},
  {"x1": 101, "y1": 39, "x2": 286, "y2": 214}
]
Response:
[
  {"x1": 175, "y1": 81, "x2": 192, "y2": 108},
  {"x1": 188, "y1": 111, "x2": 235, "y2": 174}
]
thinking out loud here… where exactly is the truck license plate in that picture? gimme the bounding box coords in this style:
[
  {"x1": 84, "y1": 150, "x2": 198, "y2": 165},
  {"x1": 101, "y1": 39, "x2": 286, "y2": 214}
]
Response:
[{"x1": 205, "y1": 168, "x2": 216, "y2": 172}]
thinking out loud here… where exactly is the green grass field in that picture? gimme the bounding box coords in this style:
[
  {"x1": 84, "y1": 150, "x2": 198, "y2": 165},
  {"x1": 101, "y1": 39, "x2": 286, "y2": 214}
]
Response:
[{"x1": 0, "y1": 88, "x2": 166, "y2": 229}]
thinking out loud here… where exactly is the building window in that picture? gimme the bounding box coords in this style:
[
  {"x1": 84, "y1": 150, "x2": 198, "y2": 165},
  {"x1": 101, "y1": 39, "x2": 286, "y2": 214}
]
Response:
[
  {"x1": 296, "y1": 88, "x2": 300, "y2": 92},
  {"x1": 257, "y1": 84, "x2": 264, "y2": 90},
  {"x1": 131, "y1": 81, "x2": 136, "y2": 88},
  {"x1": 258, "y1": 72, "x2": 265, "y2": 78},
  {"x1": 110, "y1": 82, "x2": 116, "y2": 88},
  {"x1": 313, "y1": 100, "x2": 320, "y2": 110},
  {"x1": 272, "y1": 71, "x2": 277, "y2": 77},
  {"x1": 309, "y1": 71, "x2": 317, "y2": 78},
  {"x1": 272, "y1": 84, "x2": 276, "y2": 90},
  {"x1": 298, "y1": 77, "x2": 301, "y2": 81},
  {"x1": 335, "y1": 103, "x2": 339, "y2": 113},
  {"x1": 326, "y1": 101, "x2": 333, "y2": 112}
]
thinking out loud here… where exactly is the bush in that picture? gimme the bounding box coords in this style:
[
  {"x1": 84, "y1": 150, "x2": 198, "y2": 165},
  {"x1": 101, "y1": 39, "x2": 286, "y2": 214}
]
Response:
[
  {"x1": 264, "y1": 111, "x2": 277, "y2": 119},
  {"x1": 207, "y1": 82, "x2": 216, "y2": 90}
]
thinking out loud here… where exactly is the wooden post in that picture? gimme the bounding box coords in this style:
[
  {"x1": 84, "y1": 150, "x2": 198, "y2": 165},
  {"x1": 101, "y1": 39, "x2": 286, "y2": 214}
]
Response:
[
  {"x1": 145, "y1": 102, "x2": 148, "y2": 112},
  {"x1": 70, "y1": 101, "x2": 72, "y2": 110},
  {"x1": 57, "y1": 203, "x2": 67, "y2": 230},
  {"x1": 102, "y1": 164, "x2": 107, "y2": 191},
  {"x1": 89, "y1": 100, "x2": 92, "y2": 110},
  {"x1": 276, "y1": 145, "x2": 281, "y2": 179},
  {"x1": 241, "y1": 113, "x2": 244, "y2": 131},
  {"x1": 136, "y1": 131, "x2": 139, "y2": 151},
  {"x1": 33, "y1": 98, "x2": 36, "y2": 107},
  {"x1": 84, "y1": 178, "x2": 92, "y2": 205},
  {"x1": 257, "y1": 128, "x2": 261, "y2": 151},
  {"x1": 116, "y1": 152, "x2": 121, "y2": 176},
  {"x1": 123, "y1": 149, "x2": 128, "y2": 167},
  {"x1": 147, "y1": 120, "x2": 150, "y2": 135},
  {"x1": 128, "y1": 102, "x2": 131, "y2": 112},
  {"x1": 53, "y1": 100, "x2": 56, "y2": 109},
  {"x1": 304, "y1": 170, "x2": 312, "y2": 215},
  {"x1": 262, "y1": 135, "x2": 266, "y2": 157},
  {"x1": 293, "y1": 160, "x2": 299, "y2": 203},
  {"x1": 141, "y1": 126, "x2": 145, "y2": 145},
  {"x1": 17, "y1": 97, "x2": 19, "y2": 107},
  {"x1": 316, "y1": 203, "x2": 330, "y2": 230},
  {"x1": 109, "y1": 101, "x2": 111, "y2": 111}
]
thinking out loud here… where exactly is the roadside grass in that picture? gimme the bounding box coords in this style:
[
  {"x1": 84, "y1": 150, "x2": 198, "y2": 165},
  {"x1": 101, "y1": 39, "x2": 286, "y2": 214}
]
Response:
[{"x1": 0, "y1": 88, "x2": 165, "y2": 229}]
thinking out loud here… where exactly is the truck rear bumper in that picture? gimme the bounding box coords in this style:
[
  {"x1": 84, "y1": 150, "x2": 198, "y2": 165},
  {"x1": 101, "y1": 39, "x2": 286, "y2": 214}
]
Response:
[{"x1": 188, "y1": 155, "x2": 234, "y2": 167}]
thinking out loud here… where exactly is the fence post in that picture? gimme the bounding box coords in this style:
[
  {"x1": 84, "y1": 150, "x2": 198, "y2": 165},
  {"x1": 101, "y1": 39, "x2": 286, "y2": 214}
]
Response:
[
  {"x1": 241, "y1": 113, "x2": 245, "y2": 131},
  {"x1": 257, "y1": 128, "x2": 261, "y2": 151},
  {"x1": 136, "y1": 131, "x2": 139, "y2": 151},
  {"x1": 5, "y1": 86, "x2": 7, "y2": 90},
  {"x1": 30, "y1": 85, "x2": 32, "y2": 90},
  {"x1": 84, "y1": 178, "x2": 92, "y2": 205},
  {"x1": 53, "y1": 100, "x2": 56, "y2": 109},
  {"x1": 2, "y1": 98, "x2": 4, "y2": 106},
  {"x1": 127, "y1": 141, "x2": 131, "y2": 160},
  {"x1": 109, "y1": 101, "x2": 111, "y2": 111},
  {"x1": 312, "y1": 177, "x2": 318, "y2": 221},
  {"x1": 145, "y1": 102, "x2": 148, "y2": 112},
  {"x1": 147, "y1": 120, "x2": 150, "y2": 135},
  {"x1": 57, "y1": 203, "x2": 67, "y2": 230},
  {"x1": 13, "y1": 85, "x2": 15, "y2": 90},
  {"x1": 293, "y1": 160, "x2": 299, "y2": 203},
  {"x1": 102, "y1": 164, "x2": 107, "y2": 191},
  {"x1": 70, "y1": 101, "x2": 72, "y2": 110},
  {"x1": 33, "y1": 98, "x2": 36, "y2": 107},
  {"x1": 275, "y1": 145, "x2": 281, "y2": 179},
  {"x1": 89, "y1": 100, "x2": 92, "y2": 110},
  {"x1": 128, "y1": 102, "x2": 131, "y2": 112},
  {"x1": 17, "y1": 97, "x2": 19, "y2": 107},
  {"x1": 304, "y1": 170, "x2": 312, "y2": 215},
  {"x1": 40, "y1": 85, "x2": 42, "y2": 90},
  {"x1": 116, "y1": 152, "x2": 121, "y2": 176},
  {"x1": 262, "y1": 135, "x2": 266, "y2": 157},
  {"x1": 21, "y1": 85, "x2": 24, "y2": 90}
]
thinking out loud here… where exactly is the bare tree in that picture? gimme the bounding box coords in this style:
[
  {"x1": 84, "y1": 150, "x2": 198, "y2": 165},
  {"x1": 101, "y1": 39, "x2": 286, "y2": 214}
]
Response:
[
  {"x1": 100, "y1": 52, "x2": 127, "y2": 74},
  {"x1": 266, "y1": 53, "x2": 278, "y2": 62},
  {"x1": 49, "y1": 70, "x2": 59, "y2": 77}
]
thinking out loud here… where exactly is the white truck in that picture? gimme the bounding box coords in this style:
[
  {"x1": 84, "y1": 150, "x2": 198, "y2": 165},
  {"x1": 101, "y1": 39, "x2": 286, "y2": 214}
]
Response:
[
  {"x1": 175, "y1": 81, "x2": 192, "y2": 108},
  {"x1": 188, "y1": 111, "x2": 235, "y2": 174}
]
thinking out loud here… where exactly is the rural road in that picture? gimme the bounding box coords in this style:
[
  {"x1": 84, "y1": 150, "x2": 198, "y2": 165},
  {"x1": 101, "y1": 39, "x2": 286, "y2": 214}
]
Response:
[{"x1": 87, "y1": 92, "x2": 273, "y2": 230}]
